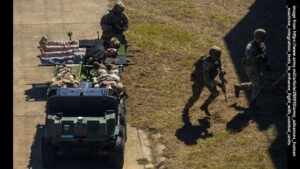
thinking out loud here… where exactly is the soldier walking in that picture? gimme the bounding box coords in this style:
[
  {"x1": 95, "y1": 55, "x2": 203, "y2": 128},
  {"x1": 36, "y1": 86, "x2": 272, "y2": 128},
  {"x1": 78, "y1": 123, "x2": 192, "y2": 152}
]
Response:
[
  {"x1": 184, "y1": 46, "x2": 226, "y2": 116},
  {"x1": 100, "y1": 1, "x2": 128, "y2": 45},
  {"x1": 234, "y1": 28, "x2": 271, "y2": 109}
]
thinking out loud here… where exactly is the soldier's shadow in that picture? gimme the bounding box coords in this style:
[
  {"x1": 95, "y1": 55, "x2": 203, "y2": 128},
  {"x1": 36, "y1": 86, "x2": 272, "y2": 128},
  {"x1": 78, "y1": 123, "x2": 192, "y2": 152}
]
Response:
[
  {"x1": 226, "y1": 103, "x2": 288, "y2": 168},
  {"x1": 225, "y1": 103, "x2": 252, "y2": 133},
  {"x1": 28, "y1": 125, "x2": 115, "y2": 169},
  {"x1": 175, "y1": 110, "x2": 213, "y2": 145}
]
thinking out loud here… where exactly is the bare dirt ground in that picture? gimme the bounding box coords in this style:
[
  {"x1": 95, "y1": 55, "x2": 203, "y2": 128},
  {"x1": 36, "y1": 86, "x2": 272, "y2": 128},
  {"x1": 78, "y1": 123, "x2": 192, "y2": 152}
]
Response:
[{"x1": 13, "y1": 0, "x2": 149, "y2": 169}]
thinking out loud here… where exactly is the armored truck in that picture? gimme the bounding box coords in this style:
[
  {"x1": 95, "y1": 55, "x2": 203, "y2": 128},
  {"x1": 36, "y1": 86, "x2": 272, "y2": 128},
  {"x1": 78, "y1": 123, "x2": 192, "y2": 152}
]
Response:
[{"x1": 38, "y1": 36, "x2": 130, "y2": 169}]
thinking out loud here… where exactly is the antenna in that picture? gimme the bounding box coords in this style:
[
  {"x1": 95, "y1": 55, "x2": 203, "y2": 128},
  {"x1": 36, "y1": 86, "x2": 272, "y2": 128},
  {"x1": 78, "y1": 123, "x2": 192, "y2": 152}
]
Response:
[{"x1": 67, "y1": 31, "x2": 73, "y2": 41}]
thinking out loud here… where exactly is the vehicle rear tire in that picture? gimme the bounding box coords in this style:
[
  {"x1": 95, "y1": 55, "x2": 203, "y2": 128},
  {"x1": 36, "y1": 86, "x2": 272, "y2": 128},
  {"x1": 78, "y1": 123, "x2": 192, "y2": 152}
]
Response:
[
  {"x1": 41, "y1": 137, "x2": 57, "y2": 168},
  {"x1": 107, "y1": 136, "x2": 125, "y2": 169}
]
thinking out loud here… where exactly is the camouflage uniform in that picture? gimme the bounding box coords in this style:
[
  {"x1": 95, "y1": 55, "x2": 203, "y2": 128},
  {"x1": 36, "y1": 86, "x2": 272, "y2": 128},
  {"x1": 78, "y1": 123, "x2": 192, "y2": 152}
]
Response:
[
  {"x1": 92, "y1": 62, "x2": 127, "y2": 97},
  {"x1": 86, "y1": 37, "x2": 121, "y2": 65},
  {"x1": 234, "y1": 29, "x2": 267, "y2": 107},
  {"x1": 51, "y1": 65, "x2": 79, "y2": 88},
  {"x1": 184, "y1": 46, "x2": 223, "y2": 114},
  {"x1": 100, "y1": 2, "x2": 128, "y2": 44}
]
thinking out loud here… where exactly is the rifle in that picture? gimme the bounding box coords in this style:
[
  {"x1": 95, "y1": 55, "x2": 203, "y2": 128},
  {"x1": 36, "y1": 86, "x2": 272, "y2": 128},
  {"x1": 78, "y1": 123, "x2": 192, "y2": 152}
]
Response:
[
  {"x1": 271, "y1": 72, "x2": 287, "y2": 88},
  {"x1": 260, "y1": 55, "x2": 272, "y2": 71},
  {"x1": 256, "y1": 41, "x2": 273, "y2": 79},
  {"x1": 257, "y1": 55, "x2": 274, "y2": 82},
  {"x1": 92, "y1": 50, "x2": 106, "y2": 59},
  {"x1": 218, "y1": 68, "x2": 227, "y2": 102}
]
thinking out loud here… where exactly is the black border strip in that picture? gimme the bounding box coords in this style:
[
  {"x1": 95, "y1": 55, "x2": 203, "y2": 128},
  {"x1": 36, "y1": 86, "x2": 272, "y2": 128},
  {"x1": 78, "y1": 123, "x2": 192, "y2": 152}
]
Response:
[{"x1": 1, "y1": 0, "x2": 13, "y2": 168}]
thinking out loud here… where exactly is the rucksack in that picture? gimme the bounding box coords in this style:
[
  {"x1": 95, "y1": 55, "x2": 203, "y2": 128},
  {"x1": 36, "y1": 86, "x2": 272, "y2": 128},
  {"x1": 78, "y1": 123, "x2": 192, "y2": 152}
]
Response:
[{"x1": 190, "y1": 55, "x2": 206, "y2": 81}]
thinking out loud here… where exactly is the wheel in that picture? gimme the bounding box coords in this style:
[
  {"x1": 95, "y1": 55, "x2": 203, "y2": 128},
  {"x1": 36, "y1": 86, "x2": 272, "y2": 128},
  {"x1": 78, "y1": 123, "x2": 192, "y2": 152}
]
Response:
[
  {"x1": 107, "y1": 135, "x2": 125, "y2": 169},
  {"x1": 40, "y1": 137, "x2": 57, "y2": 168},
  {"x1": 119, "y1": 123, "x2": 127, "y2": 142},
  {"x1": 120, "y1": 113, "x2": 127, "y2": 141}
]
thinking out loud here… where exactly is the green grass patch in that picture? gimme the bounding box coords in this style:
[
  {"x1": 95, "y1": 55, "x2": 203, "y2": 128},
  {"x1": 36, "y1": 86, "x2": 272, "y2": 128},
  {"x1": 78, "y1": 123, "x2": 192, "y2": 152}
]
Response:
[{"x1": 126, "y1": 23, "x2": 193, "y2": 52}]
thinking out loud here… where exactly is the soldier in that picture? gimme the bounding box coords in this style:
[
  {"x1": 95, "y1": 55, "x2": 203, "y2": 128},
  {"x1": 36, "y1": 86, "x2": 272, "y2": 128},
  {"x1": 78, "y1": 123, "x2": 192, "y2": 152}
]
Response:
[
  {"x1": 100, "y1": 1, "x2": 128, "y2": 45},
  {"x1": 51, "y1": 65, "x2": 80, "y2": 88},
  {"x1": 86, "y1": 37, "x2": 120, "y2": 64},
  {"x1": 92, "y1": 62, "x2": 128, "y2": 98},
  {"x1": 184, "y1": 46, "x2": 225, "y2": 116},
  {"x1": 234, "y1": 28, "x2": 270, "y2": 109}
]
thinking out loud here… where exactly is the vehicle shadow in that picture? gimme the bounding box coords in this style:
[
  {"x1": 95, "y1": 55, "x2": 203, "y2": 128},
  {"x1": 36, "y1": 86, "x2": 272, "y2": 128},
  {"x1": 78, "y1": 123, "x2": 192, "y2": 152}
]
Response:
[
  {"x1": 28, "y1": 124, "x2": 116, "y2": 169},
  {"x1": 175, "y1": 110, "x2": 213, "y2": 145},
  {"x1": 25, "y1": 84, "x2": 49, "y2": 102}
]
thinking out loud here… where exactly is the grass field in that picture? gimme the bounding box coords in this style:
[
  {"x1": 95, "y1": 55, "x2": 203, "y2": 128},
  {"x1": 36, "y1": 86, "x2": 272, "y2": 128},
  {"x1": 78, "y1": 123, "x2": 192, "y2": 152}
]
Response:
[{"x1": 108, "y1": 0, "x2": 287, "y2": 168}]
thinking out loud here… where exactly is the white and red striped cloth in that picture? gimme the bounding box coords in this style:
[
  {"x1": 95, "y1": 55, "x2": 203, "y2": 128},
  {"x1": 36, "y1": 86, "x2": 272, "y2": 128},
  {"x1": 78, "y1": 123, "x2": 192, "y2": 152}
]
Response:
[{"x1": 37, "y1": 36, "x2": 86, "y2": 64}]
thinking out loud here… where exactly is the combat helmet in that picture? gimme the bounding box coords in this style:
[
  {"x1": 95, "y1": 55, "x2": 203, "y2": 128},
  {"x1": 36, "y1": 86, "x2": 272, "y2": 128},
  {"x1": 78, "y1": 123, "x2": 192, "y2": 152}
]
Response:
[
  {"x1": 112, "y1": 1, "x2": 125, "y2": 14},
  {"x1": 208, "y1": 46, "x2": 222, "y2": 57},
  {"x1": 254, "y1": 28, "x2": 266, "y2": 39}
]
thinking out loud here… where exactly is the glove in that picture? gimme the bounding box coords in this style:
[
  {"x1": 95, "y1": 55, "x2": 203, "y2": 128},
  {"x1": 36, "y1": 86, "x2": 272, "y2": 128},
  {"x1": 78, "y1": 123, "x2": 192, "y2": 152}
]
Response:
[
  {"x1": 120, "y1": 25, "x2": 128, "y2": 31},
  {"x1": 116, "y1": 23, "x2": 128, "y2": 30}
]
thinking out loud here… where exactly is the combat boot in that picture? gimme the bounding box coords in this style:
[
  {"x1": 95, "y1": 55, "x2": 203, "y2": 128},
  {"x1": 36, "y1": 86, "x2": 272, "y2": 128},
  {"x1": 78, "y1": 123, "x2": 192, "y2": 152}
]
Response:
[
  {"x1": 183, "y1": 101, "x2": 192, "y2": 112},
  {"x1": 183, "y1": 103, "x2": 191, "y2": 113},
  {"x1": 234, "y1": 84, "x2": 240, "y2": 98},
  {"x1": 200, "y1": 104, "x2": 211, "y2": 116}
]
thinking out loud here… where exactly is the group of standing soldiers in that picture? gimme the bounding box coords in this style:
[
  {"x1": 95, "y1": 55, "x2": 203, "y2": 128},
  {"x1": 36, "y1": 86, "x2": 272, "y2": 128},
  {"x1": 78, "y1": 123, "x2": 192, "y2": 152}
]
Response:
[{"x1": 100, "y1": 1, "x2": 272, "y2": 115}]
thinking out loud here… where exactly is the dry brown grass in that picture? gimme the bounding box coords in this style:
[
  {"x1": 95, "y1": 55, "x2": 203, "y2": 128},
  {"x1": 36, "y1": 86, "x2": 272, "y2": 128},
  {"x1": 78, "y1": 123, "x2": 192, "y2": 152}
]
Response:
[{"x1": 107, "y1": 0, "x2": 286, "y2": 168}]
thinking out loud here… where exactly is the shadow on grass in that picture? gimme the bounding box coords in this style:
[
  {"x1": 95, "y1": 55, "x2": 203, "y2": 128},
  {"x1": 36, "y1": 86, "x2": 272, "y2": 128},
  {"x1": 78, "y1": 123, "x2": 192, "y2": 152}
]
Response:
[
  {"x1": 226, "y1": 103, "x2": 251, "y2": 133},
  {"x1": 227, "y1": 101, "x2": 287, "y2": 169},
  {"x1": 224, "y1": 0, "x2": 287, "y2": 168},
  {"x1": 175, "y1": 110, "x2": 213, "y2": 145},
  {"x1": 28, "y1": 124, "x2": 115, "y2": 169}
]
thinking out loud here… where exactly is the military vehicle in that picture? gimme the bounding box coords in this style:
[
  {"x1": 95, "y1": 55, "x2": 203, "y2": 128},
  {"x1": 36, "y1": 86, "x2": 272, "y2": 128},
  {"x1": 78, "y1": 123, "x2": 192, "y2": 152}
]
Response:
[{"x1": 38, "y1": 34, "x2": 131, "y2": 169}]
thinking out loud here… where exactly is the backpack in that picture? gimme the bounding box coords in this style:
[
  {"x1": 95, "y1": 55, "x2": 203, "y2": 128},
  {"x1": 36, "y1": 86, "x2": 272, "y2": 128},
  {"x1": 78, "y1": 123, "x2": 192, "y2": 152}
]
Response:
[{"x1": 190, "y1": 55, "x2": 206, "y2": 81}]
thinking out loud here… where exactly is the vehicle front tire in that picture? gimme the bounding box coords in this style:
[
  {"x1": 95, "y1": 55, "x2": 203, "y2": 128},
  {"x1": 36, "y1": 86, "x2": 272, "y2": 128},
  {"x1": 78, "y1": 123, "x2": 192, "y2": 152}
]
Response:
[
  {"x1": 107, "y1": 136, "x2": 125, "y2": 169},
  {"x1": 41, "y1": 137, "x2": 57, "y2": 168}
]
